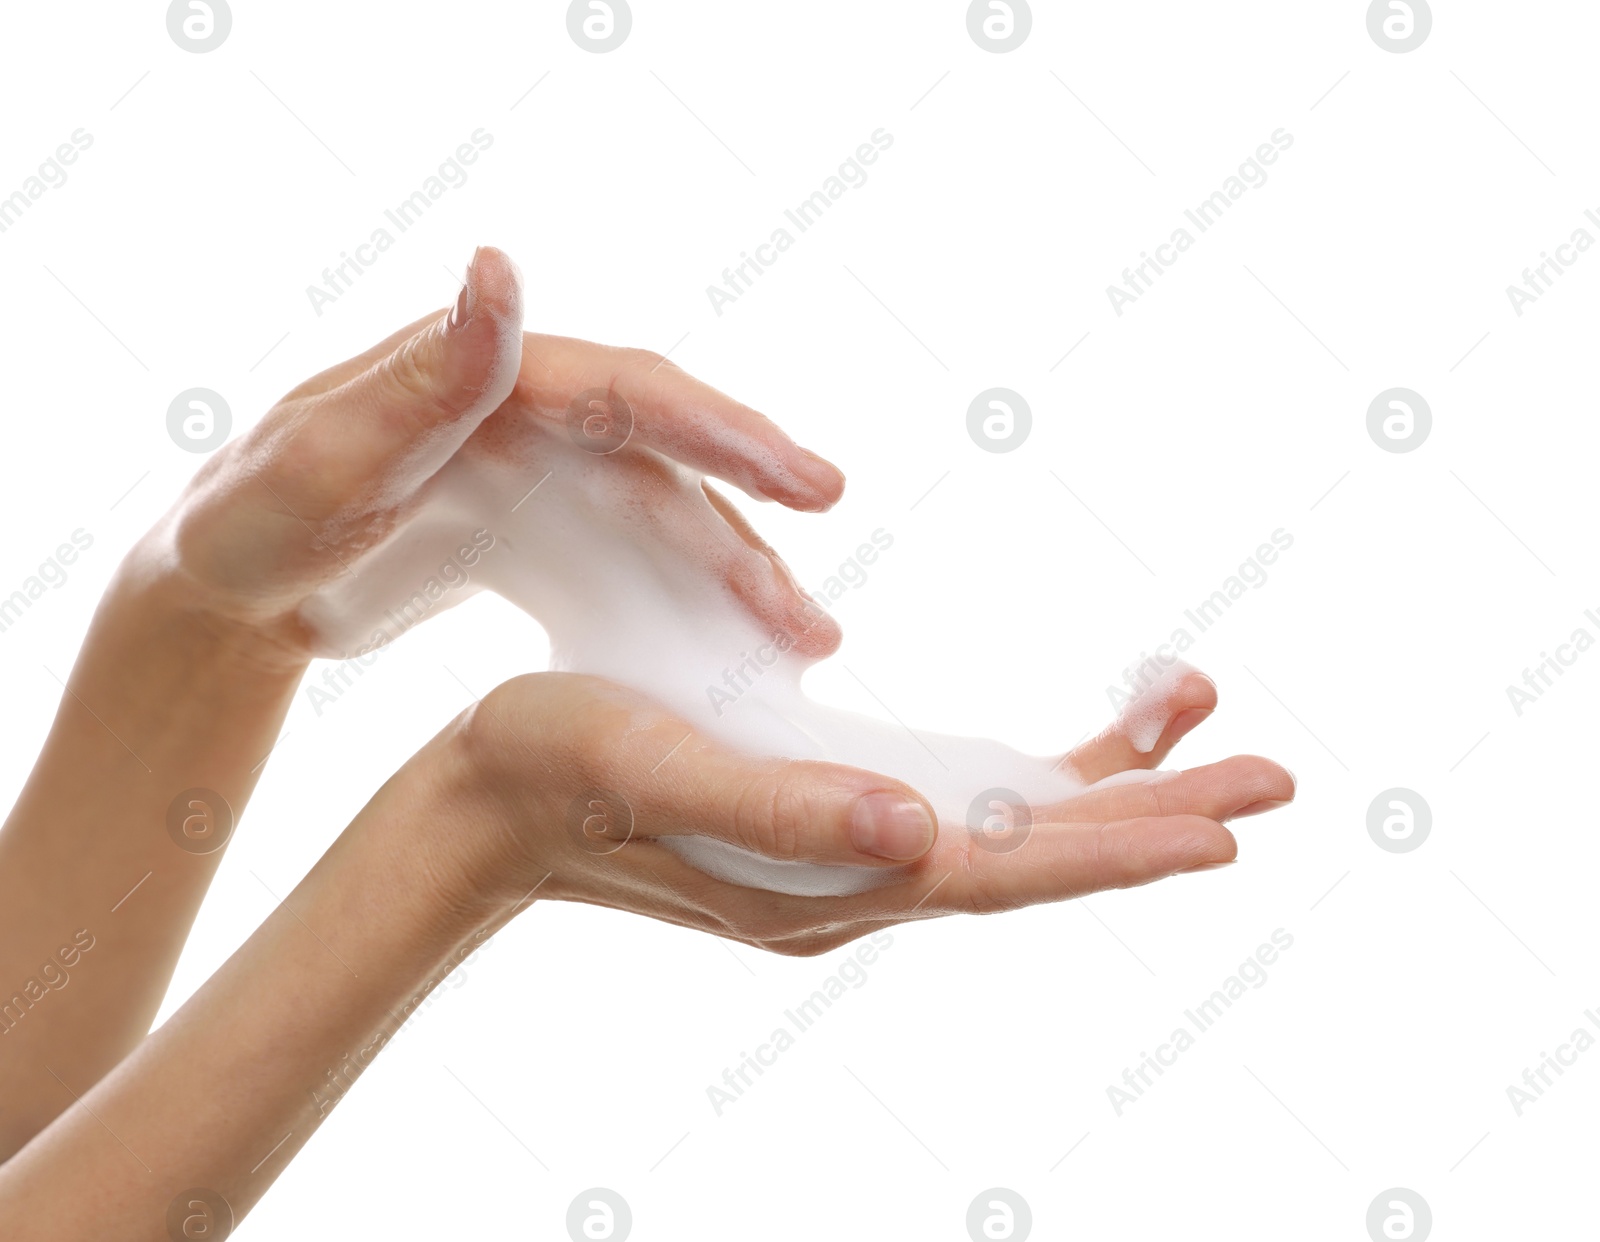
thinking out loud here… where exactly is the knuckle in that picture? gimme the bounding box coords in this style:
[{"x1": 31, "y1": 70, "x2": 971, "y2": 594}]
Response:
[
  {"x1": 948, "y1": 835, "x2": 991, "y2": 915},
  {"x1": 452, "y1": 691, "x2": 515, "y2": 781},
  {"x1": 263, "y1": 421, "x2": 331, "y2": 493},
  {"x1": 732, "y1": 767, "x2": 812, "y2": 861},
  {"x1": 624, "y1": 346, "x2": 672, "y2": 373},
  {"x1": 454, "y1": 674, "x2": 566, "y2": 782},
  {"x1": 379, "y1": 334, "x2": 466, "y2": 425},
  {"x1": 1090, "y1": 819, "x2": 1141, "y2": 891}
]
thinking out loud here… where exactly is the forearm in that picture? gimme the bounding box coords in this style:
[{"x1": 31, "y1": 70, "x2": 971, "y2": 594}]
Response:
[
  {"x1": 0, "y1": 553, "x2": 306, "y2": 1153},
  {"x1": 0, "y1": 751, "x2": 504, "y2": 1238}
]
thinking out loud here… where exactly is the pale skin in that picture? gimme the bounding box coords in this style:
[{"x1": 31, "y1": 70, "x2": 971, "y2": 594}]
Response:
[{"x1": 0, "y1": 248, "x2": 1293, "y2": 1237}]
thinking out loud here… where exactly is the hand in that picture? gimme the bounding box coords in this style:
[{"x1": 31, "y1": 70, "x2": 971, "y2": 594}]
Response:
[
  {"x1": 410, "y1": 667, "x2": 1294, "y2": 955},
  {"x1": 140, "y1": 246, "x2": 845, "y2": 670}
]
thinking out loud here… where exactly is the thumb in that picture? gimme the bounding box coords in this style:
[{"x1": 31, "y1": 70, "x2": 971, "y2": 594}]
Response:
[
  {"x1": 307, "y1": 245, "x2": 525, "y2": 496},
  {"x1": 651, "y1": 747, "x2": 940, "y2": 867}
]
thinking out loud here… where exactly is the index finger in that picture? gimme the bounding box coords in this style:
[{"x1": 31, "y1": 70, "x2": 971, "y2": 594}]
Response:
[{"x1": 517, "y1": 334, "x2": 847, "y2": 511}]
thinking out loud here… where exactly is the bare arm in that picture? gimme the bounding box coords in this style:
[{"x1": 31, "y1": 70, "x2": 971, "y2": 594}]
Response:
[
  {"x1": 0, "y1": 569, "x2": 299, "y2": 1157},
  {"x1": 0, "y1": 665, "x2": 1286, "y2": 1236},
  {"x1": 0, "y1": 246, "x2": 845, "y2": 1156},
  {"x1": 0, "y1": 722, "x2": 502, "y2": 1235}
]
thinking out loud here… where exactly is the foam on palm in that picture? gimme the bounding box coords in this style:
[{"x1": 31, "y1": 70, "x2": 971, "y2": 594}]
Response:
[{"x1": 301, "y1": 332, "x2": 1190, "y2": 896}]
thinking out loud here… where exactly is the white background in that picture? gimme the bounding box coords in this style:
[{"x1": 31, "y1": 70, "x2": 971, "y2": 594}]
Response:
[{"x1": 1, "y1": 0, "x2": 1596, "y2": 1237}]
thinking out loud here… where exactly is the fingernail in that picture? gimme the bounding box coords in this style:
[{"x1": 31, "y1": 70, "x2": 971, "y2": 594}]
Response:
[
  {"x1": 1177, "y1": 859, "x2": 1235, "y2": 874},
  {"x1": 448, "y1": 247, "x2": 483, "y2": 330},
  {"x1": 850, "y1": 794, "x2": 935, "y2": 861}
]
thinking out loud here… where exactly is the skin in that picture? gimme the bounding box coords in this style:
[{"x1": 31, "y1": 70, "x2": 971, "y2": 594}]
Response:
[
  {"x1": 0, "y1": 247, "x2": 1293, "y2": 1235},
  {"x1": 0, "y1": 248, "x2": 850, "y2": 1159}
]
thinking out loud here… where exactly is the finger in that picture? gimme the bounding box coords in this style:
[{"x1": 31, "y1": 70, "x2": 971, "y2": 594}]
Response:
[
  {"x1": 1060, "y1": 668, "x2": 1217, "y2": 784},
  {"x1": 607, "y1": 714, "x2": 938, "y2": 867},
  {"x1": 914, "y1": 814, "x2": 1237, "y2": 914},
  {"x1": 1054, "y1": 756, "x2": 1294, "y2": 824},
  {"x1": 699, "y1": 480, "x2": 841, "y2": 658},
  {"x1": 586, "y1": 454, "x2": 839, "y2": 658},
  {"x1": 515, "y1": 335, "x2": 846, "y2": 512},
  {"x1": 291, "y1": 246, "x2": 525, "y2": 506}
]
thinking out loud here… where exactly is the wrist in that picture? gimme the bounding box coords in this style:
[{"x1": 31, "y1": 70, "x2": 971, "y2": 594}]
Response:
[
  {"x1": 24, "y1": 550, "x2": 312, "y2": 800},
  {"x1": 107, "y1": 536, "x2": 313, "y2": 686},
  {"x1": 358, "y1": 720, "x2": 540, "y2": 931}
]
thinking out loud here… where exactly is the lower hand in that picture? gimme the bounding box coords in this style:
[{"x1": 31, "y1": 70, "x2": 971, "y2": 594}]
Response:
[{"x1": 408, "y1": 668, "x2": 1293, "y2": 954}]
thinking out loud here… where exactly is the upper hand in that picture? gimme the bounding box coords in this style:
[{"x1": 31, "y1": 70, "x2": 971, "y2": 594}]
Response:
[{"x1": 137, "y1": 247, "x2": 844, "y2": 669}]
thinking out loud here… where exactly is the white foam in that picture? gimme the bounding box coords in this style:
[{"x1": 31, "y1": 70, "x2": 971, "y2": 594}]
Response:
[
  {"x1": 301, "y1": 326, "x2": 1145, "y2": 895},
  {"x1": 1111, "y1": 656, "x2": 1197, "y2": 754}
]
